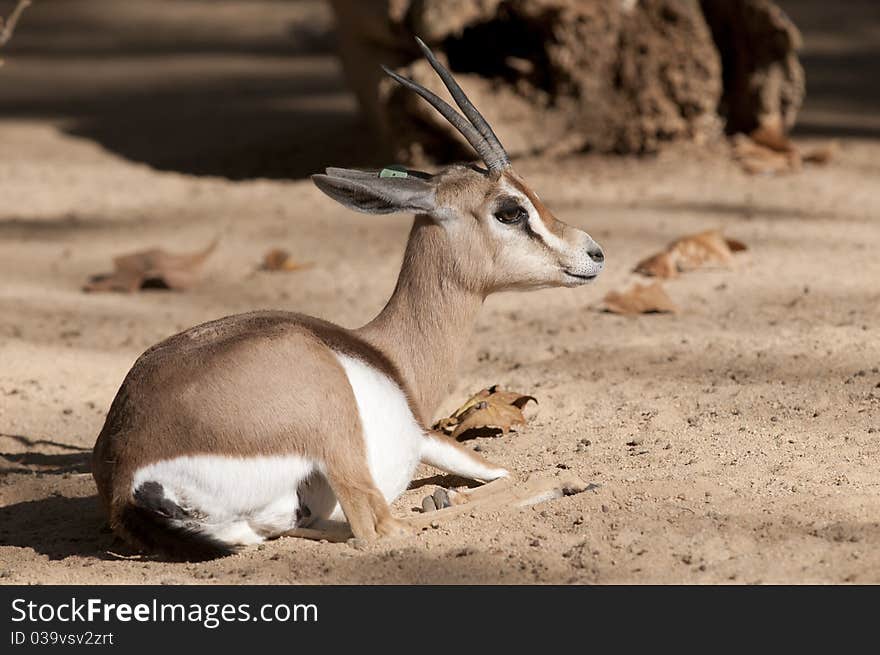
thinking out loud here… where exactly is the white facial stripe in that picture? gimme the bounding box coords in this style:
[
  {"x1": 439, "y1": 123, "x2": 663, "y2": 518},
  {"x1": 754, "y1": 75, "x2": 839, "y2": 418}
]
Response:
[{"x1": 498, "y1": 180, "x2": 568, "y2": 251}]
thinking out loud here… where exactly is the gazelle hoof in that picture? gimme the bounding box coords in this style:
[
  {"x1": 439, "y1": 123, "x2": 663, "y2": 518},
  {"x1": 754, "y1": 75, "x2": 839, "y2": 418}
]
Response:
[
  {"x1": 377, "y1": 516, "x2": 413, "y2": 538},
  {"x1": 433, "y1": 488, "x2": 452, "y2": 509},
  {"x1": 420, "y1": 487, "x2": 453, "y2": 513}
]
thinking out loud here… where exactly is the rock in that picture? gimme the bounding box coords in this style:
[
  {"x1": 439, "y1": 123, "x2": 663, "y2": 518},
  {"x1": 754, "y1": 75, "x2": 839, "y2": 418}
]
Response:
[
  {"x1": 329, "y1": 0, "x2": 727, "y2": 162},
  {"x1": 700, "y1": 0, "x2": 804, "y2": 133}
]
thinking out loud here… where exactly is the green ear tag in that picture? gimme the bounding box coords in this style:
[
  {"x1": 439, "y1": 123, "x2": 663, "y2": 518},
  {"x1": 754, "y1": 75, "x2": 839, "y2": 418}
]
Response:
[{"x1": 379, "y1": 165, "x2": 409, "y2": 178}]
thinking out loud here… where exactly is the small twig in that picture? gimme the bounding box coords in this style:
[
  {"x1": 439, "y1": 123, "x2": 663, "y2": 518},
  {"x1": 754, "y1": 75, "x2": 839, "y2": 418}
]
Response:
[
  {"x1": 105, "y1": 550, "x2": 147, "y2": 561},
  {"x1": 0, "y1": 0, "x2": 32, "y2": 54}
]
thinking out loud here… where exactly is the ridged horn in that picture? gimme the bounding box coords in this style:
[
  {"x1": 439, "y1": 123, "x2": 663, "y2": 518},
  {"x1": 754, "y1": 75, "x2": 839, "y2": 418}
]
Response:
[{"x1": 382, "y1": 37, "x2": 511, "y2": 172}]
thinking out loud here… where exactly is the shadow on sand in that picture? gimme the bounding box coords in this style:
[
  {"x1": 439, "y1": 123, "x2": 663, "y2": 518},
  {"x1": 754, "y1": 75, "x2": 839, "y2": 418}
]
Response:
[
  {"x1": 0, "y1": 0, "x2": 387, "y2": 180},
  {"x1": 0, "y1": 494, "x2": 119, "y2": 560}
]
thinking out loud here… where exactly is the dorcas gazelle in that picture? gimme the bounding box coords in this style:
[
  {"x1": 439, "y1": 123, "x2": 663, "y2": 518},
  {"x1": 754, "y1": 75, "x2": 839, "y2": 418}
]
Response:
[{"x1": 92, "y1": 38, "x2": 604, "y2": 559}]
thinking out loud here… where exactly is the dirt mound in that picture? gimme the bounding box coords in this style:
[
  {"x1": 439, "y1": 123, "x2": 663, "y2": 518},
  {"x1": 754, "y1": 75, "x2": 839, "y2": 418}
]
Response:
[{"x1": 331, "y1": 0, "x2": 803, "y2": 163}]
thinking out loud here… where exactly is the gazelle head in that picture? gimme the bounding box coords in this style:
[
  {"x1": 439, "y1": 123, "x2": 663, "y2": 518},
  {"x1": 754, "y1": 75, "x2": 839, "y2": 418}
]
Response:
[{"x1": 313, "y1": 38, "x2": 604, "y2": 295}]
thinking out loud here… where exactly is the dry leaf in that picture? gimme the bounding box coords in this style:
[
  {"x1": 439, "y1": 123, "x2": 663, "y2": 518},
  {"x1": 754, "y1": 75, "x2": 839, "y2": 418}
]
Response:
[
  {"x1": 750, "y1": 120, "x2": 795, "y2": 153},
  {"x1": 433, "y1": 385, "x2": 537, "y2": 441},
  {"x1": 632, "y1": 251, "x2": 678, "y2": 278},
  {"x1": 84, "y1": 239, "x2": 218, "y2": 293},
  {"x1": 802, "y1": 141, "x2": 839, "y2": 165},
  {"x1": 602, "y1": 282, "x2": 678, "y2": 315},
  {"x1": 634, "y1": 230, "x2": 747, "y2": 279},
  {"x1": 260, "y1": 248, "x2": 312, "y2": 272},
  {"x1": 725, "y1": 238, "x2": 747, "y2": 253},
  {"x1": 733, "y1": 133, "x2": 799, "y2": 175},
  {"x1": 733, "y1": 118, "x2": 836, "y2": 175}
]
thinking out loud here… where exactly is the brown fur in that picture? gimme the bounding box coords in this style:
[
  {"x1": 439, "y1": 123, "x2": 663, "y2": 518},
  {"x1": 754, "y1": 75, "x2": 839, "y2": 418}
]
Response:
[
  {"x1": 93, "y1": 161, "x2": 592, "y2": 555},
  {"x1": 93, "y1": 313, "x2": 376, "y2": 537},
  {"x1": 93, "y1": 215, "x2": 499, "y2": 551},
  {"x1": 358, "y1": 217, "x2": 486, "y2": 424}
]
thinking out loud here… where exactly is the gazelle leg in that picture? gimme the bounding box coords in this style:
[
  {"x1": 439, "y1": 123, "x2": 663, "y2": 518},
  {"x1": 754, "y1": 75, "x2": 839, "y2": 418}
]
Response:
[
  {"x1": 283, "y1": 473, "x2": 591, "y2": 542},
  {"x1": 422, "y1": 476, "x2": 514, "y2": 511},
  {"x1": 420, "y1": 431, "x2": 508, "y2": 481},
  {"x1": 419, "y1": 431, "x2": 510, "y2": 510},
  {"x1": 327, "y1": 461, "x2": 410, "y2": 542},
  {"x1": 409, "y1": 473, "x2": 590, "y2": 529}
]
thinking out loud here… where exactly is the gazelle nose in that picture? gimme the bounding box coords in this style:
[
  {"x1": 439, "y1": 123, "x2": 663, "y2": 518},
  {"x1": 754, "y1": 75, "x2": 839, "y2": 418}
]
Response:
[{"x1": 588, "y1": 247, "x2": 604, "y2": 263}]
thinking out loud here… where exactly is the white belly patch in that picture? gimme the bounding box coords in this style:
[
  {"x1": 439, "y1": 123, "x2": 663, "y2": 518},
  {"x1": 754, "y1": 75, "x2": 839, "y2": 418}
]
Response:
[
  {"x1": 131, "y1": 454, "x2": 315, "y2": 543},
  {"x1": 332, "y1": 352, "x2": 424, "y2": 510}
]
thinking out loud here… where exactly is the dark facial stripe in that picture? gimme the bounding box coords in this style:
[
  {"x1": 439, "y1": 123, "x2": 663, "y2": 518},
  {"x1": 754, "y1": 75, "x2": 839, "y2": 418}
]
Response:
[
  {"x1": 521, "y1": 217, "x2": 548, "y2": 247},
  {"x1": 494, "y1": 194, "x2": 548, "y2": 247},
  {"x1": 505, "y1": 173, "x2": 565, "y2": 238}
]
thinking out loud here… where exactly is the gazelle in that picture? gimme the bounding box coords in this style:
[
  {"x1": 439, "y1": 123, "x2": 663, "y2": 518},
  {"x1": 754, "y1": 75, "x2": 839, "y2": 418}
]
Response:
[{"x1": 92, "y1": 38, "x2": 604, "y2": 560}]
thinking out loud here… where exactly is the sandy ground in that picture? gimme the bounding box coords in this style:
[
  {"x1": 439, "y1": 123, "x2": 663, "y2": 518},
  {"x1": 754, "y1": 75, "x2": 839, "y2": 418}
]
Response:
[{"x1": 1, "y1": 1, "x2": 879, "y2": 584}]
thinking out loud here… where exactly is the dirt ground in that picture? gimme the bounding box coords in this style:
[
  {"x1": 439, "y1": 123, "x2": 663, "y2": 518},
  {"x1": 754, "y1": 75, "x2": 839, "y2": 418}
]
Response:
[{"x1": 1, "y1": 1, "x2": 878, "y2": 584}]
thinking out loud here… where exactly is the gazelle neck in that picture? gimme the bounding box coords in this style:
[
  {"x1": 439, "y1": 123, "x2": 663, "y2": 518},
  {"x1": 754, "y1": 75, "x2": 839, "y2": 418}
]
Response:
[{"x1": 356, "y1": 215, "x2": 484, "y2": 425}]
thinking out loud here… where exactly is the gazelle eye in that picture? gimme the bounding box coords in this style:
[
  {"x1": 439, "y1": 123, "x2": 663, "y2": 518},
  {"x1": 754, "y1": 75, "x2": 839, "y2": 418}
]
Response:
[{"x1": 494, "y1": 205, "x2": 527, "y2": 224}]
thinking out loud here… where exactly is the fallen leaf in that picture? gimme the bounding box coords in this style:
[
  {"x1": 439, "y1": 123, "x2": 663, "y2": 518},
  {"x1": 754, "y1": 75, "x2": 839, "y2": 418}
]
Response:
[
  {"x1": 602, "y1": 282, "x2": 678, "y2": 315},
  {"x1": 733, "y1": 133, "x2": 799, "y2": 175},
  {"x1": 260, "y1": 248, "x2": 313, "y2": 272},
  {"x1": 634, "y1": 230, "x2": 747, "y2": 279},
  {"x1": 725, "y1": 237, "x2": 747, "y2": 253},
  {"x1": 434, "y1": 385, "x2": 537, "y2": 441},
  {"x1": 84, "y1": 239, "x2": 218, "y2": 293},
  {"x1": 632, "y1": 251, "x2": 678, "y2": 279},
  {"x1": 802, "y1": 141, "x2": 839, "y2": 165},
  {"x1": 732, "y1": 117, "x2": 836, "y2": 175},
  {"x1": 750, "y1": 119, "x2": 795, "y2": 153}
]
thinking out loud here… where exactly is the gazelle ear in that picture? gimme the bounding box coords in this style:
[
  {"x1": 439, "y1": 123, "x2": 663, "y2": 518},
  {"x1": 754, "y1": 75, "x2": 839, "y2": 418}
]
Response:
[{"x1": 312, "y1": 168, "x2": 437, "y2": 215}]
